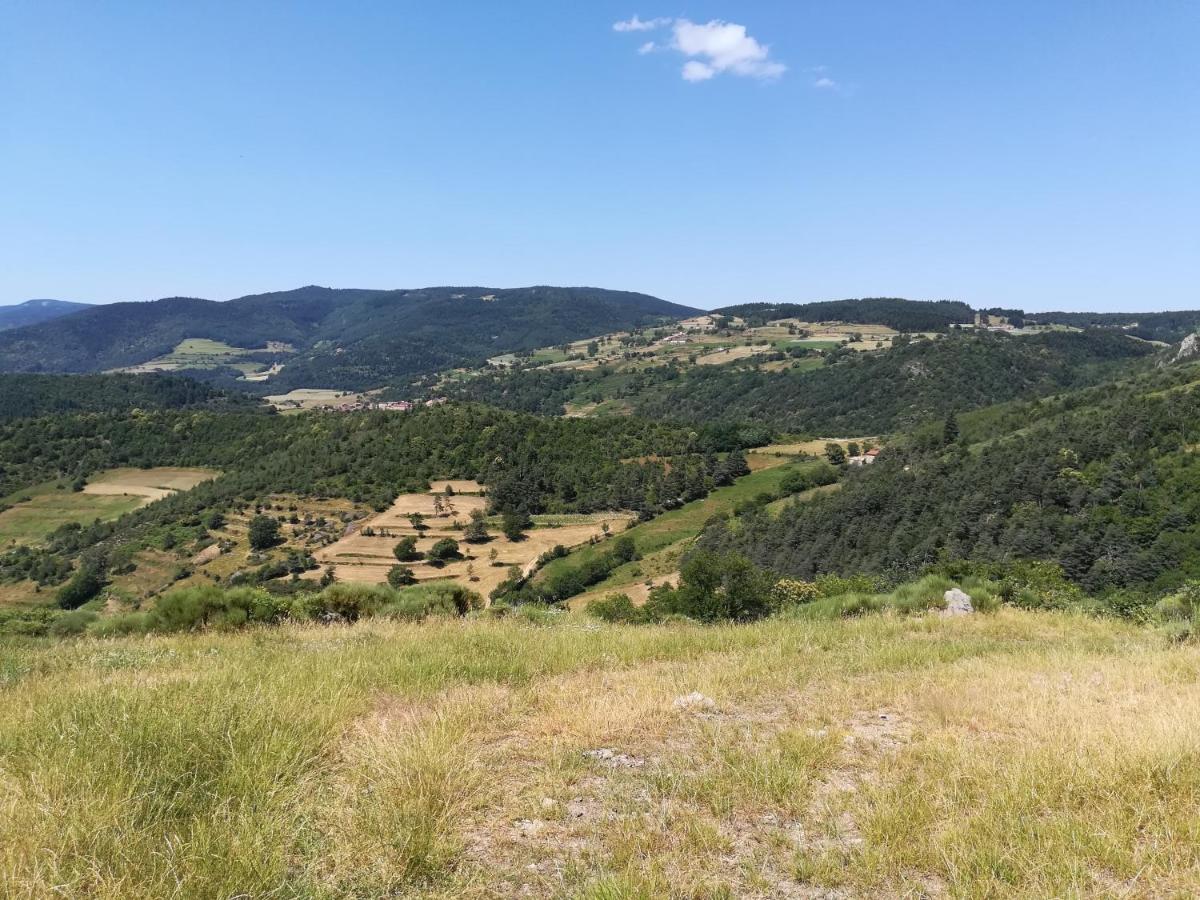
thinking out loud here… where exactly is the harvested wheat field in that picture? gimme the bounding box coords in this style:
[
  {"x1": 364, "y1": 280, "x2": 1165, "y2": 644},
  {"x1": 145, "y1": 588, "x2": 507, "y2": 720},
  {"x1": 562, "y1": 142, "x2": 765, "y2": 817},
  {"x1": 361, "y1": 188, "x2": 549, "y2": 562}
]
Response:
[
  {"x1": 82, "y1": 466, "x2": 219, "y2": 502},
  {"x1": 2, "y1": 610, "x2": 1197, "y2": 898},
  {"x1": 313, "y1": 490, "x2": 631, "y2": 597},
  {"x1": 694, "y1": 343, "x2": 772, "y2": 365}
]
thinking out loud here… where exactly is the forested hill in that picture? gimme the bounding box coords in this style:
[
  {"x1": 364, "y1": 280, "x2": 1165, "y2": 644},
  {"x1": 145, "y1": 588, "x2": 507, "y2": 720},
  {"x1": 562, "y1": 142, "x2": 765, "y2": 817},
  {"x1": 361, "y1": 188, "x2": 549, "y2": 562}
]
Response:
[
  {"x1": 716, "y1": 298, "x2": 975, "y2": 332},
  {"x1": 1026, "y1": 309, "x2": 1200, "y2": 344},
  {"x1": 630, "y1": 329, "x2": 1155, "y2": 435},
  {"x1": 0, "y1": 299, "x2": 91, "y2": 331},
  {"x1": 0, "y1": 374, "x2": 259, "y2": 421},
  {"x1": 0, "y1": 285, "x2": 698, "y2": 386},
  {"x1": 701, "y1": 362, "x2": 1200, "y2": 598}
]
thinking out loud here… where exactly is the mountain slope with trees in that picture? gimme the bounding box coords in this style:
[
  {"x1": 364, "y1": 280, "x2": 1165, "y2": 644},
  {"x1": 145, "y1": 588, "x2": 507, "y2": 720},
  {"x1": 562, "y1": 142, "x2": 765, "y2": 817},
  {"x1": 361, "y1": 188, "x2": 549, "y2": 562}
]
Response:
[
  {"x1": 699, "y1": 361, "x2": 1200, "y2": 599},
  {"x1": 0, "y1": 373, "x2": 258, "y2": 421},
  {"x1": 0, "y1": 285, "x2": 698, "y2": 387}
]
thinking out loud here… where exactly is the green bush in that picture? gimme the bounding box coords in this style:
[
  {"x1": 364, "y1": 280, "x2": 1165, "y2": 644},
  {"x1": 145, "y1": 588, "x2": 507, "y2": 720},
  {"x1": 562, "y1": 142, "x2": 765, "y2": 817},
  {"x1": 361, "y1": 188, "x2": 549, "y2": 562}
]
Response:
[
  {"x1": 1155, "y1": 581, "x2": 1200, "y2": 641},
  {"x1": 585, "y1": 593, "x2": 642, "y2": 623},
  {"x1": 426, "y1": 538, "x2": 461, "y2": 565},
  {"x1": 309, "y1": 583, "x2": 394, "y2": 622},
  {"x1": 89, "y1": 612, "x2": 150, "y2": 637},
  {"x1": 379, "y1": 582, "x2": 482, "y2": 620},
  {"x1": 57, "y1": 566, "x2": 105, "y2": 610},
  {"x1": 143, "y1": 586, "x2": 289, "y2": 632},
  {"x1": 47, "y1": 609, "x2": 98, "y2": 637},
  {"x1": 387, "y1": 565, "x2": 417, "y2": 588},
  {"x1": 392, "y1": 536, "x2": 420, "y2": 562}
]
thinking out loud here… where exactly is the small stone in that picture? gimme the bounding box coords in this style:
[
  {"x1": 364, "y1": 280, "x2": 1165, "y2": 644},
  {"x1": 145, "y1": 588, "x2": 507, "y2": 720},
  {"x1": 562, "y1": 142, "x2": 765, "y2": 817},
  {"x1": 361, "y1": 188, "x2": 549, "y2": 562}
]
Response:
[
  {"x1": 583, "y1": 748, "x2": 644, "y2": 768},
  {"x1": 540, "y1": 797, "x2": 557, "y2": 810},
  {"x1": 673, "y1": 691, "x2": 716, "y2": 712}
]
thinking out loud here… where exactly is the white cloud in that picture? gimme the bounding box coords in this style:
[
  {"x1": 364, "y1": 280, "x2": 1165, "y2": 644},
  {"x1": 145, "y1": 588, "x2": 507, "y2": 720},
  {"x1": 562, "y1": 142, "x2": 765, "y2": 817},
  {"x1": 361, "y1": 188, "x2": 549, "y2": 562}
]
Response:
[
  {"x1": 613, "y1": 16, "x2": 786, "y2": 82},
  {"x1": 813, "y1": 76, "x2": 837, "y2": 89},
  {"x1": 613, "y1": 15, "x2": 670, "y2": 32},
  {"x1": 671, "y1": 19, "x2": 785, "y2": 81}
]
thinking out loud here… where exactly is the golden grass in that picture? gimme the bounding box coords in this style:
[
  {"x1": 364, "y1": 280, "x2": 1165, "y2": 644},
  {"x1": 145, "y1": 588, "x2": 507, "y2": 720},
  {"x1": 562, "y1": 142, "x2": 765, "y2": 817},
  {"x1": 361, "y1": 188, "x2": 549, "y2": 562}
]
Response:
[
  {"x1": 83, "y1": 466, "x2": 219, "y2": 502},
  {"x1": 1, "y1": 610, "x2": 1197, "y2": 897}
]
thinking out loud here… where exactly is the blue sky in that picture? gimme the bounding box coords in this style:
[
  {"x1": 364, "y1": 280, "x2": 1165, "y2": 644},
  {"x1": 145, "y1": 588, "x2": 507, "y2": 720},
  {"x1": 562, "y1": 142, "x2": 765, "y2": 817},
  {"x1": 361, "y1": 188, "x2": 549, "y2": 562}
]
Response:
[{"x1": 1, "y1": 1, "x2": 1197, "y2": 312}]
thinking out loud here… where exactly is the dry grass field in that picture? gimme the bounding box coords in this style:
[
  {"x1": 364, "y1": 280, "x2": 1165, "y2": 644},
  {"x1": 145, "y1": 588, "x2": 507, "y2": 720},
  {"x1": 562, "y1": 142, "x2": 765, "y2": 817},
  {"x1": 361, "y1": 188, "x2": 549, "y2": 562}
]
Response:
[
  {"x1": 694, "y1": 344, "x2": 773, "y2": 366},
  {"x1": 1, "y1": 610, "x2": 1196, "y2": 898},
  {"x1": 0, "y1": 469, "x2": 217, "y2": 548},
  {"x1": 264, "y1": 388, "x2": 369, "y2": 411}
]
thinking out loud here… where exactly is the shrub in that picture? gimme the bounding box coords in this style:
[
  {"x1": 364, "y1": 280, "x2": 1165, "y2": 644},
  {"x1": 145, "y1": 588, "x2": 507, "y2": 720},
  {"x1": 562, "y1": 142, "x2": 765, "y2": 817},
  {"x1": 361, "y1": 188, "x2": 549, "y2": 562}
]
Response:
[
  {"x1": 89, "y1": 612, "x2": 150, "y2": 637},
  {"x1": 426, "y1": 538, "x2": 461, "y2": 564},
  {"x1": 379, "y1": 582, "x2": 482, "y2": 620},
  {"x1": 48, "y1": 609, "x2": 99, "y2": 637},
  {"x1": 585, "y1": 593, "x2": 644, "y2": 623},
  {"x1": 772, "y1": 578, "x2": 821, "y2": 608},
  {"x1": 815, "y1": 573, "x2": 886, "y2": 596},
  {"x1": 57, "y1": 565, "x2": 105, "y2": 610},
  {"x1": 311, "y1": 583, "x2": 394, "y2": 622},
  {"x1": 146, "y1": 586, "x2": 289, "y2": 632},
  {"x1": 1156, "y1": 581, "x2": 1200, "y2": 640},
  {"x1": 393, "y1": 536, "x2": 421, "y2": 562}
]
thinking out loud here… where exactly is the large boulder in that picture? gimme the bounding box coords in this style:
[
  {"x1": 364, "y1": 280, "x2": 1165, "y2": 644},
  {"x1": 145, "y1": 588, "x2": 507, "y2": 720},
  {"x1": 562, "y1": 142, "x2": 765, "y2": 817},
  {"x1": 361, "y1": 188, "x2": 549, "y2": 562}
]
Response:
[
  {"x1": 1169, "y1": 333, "x2": 1200, "y2": 366},
  {"x1": 942, "y1": 588, "x2": 974, "y2": 616}
]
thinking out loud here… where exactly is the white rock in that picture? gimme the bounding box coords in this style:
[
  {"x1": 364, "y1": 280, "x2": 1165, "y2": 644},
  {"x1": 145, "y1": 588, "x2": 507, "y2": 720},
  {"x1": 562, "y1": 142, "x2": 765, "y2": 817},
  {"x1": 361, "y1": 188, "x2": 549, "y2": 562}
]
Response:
[{"x1": 942, "y1": 588, "x2": 974, "y2": 616}]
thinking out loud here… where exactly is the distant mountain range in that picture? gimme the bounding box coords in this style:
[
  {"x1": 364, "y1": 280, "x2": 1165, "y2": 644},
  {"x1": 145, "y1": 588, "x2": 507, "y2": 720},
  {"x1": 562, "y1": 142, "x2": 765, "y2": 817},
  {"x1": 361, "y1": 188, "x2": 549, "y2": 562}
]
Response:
[
  {"x1": 0, "y1": 299, "x2": 91, "y2": 331},
  {"x1": 0, "y1": 286, "x2": 698, "y2": 389}
]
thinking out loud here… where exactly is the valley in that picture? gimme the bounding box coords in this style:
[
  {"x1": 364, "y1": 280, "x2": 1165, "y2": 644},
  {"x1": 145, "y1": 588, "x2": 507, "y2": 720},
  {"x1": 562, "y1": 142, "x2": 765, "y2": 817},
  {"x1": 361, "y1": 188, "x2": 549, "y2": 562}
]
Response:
[{"x1": 1, "y1": 290, "x2": 1199, "y2": 899}]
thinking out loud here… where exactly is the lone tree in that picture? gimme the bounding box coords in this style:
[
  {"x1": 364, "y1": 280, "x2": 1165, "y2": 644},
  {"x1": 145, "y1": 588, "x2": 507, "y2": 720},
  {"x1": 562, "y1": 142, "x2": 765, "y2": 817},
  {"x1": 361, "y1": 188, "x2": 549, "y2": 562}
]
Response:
[
  {"x1": 501, "y1": 509, "x2": 532, "y2": 542},
  {"x1": 393, "y1": 536, "x2": 420, "y2": 562},
  {"x1": 824, "y1": 443, "x2": 847, "y2": 466},
  {"x1": 943, "y1": 412, "x2": 960, "y2": 446},
  {"x1": 407, "y1": 512, "x2": 427, "y2": 531},
  {"x1": 248, "y1": 515, "x2": 282, "y2": 550},
  {"x1": 387, "y1": 565, "x2": 416, "y2": 588},
  {"x1": 462, "y1": 508, "x2": 490, "y2": 543}
]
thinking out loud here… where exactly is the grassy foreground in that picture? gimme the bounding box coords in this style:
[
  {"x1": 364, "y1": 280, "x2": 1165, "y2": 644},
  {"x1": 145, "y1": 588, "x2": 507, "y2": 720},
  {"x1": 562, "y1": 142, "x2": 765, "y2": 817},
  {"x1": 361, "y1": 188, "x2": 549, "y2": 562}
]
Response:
[{"x1": 1, "y1": 611, "x2": 1198, "y2": 898}]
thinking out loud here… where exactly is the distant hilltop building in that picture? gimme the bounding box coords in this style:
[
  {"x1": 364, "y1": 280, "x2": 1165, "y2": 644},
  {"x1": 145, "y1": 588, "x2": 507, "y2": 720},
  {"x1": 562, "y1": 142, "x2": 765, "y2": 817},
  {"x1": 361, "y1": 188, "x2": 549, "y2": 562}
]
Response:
[{"x1": 848, "y1": 448, "x2": 880, "y2": 467}]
